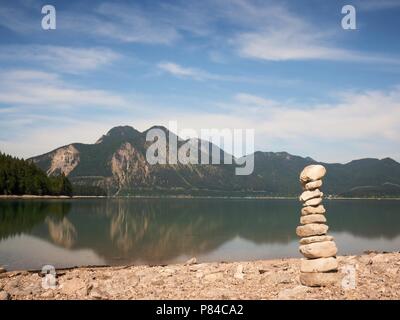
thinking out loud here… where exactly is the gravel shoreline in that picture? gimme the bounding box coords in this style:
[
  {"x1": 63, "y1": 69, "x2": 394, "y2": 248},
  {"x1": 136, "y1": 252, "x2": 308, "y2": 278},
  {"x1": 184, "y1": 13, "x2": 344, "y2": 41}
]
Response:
[
  {"x1": 1, "y1": 195, "x2": 399, "y2": 200},
  {"x1": 1, "y1": 252, "x2": 399, "y2": 300}
]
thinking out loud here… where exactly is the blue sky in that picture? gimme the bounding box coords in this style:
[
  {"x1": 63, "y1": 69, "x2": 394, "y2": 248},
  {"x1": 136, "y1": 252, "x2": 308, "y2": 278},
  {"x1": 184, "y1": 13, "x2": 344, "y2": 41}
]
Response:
[{"x1": 0, "y1": 0, "x2": 399, "y2": 163}]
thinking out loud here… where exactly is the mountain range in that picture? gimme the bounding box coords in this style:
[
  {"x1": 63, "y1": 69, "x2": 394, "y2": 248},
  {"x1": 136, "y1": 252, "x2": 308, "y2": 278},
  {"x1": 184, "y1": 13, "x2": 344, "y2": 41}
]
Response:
[{"x1": 29, "y1": 125, "x2": 400, "y2": 197}]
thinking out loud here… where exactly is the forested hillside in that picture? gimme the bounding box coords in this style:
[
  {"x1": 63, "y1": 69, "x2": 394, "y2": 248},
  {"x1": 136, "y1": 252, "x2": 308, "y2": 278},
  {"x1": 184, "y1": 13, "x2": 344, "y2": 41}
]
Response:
[
  {"x1": 0, "y1": 152, "x2": 72, "y2": 196},
  {"x1": 30, "y1": 125, "x2": 400, "y2": 197}
]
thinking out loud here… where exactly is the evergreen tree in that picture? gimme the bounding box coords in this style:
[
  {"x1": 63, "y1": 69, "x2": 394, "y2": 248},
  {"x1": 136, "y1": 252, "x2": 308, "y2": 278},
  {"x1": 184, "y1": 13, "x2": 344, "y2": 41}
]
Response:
[{"x1": 0, "y1": 151, "x2": 73, "y2": 196}]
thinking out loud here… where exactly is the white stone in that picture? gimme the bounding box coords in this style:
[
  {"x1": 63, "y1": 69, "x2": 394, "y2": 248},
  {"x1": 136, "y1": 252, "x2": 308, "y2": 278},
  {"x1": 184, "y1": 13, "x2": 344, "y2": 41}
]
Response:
[
  {"x1": 299, "y1": 235, "x2": 334, "y2": 245},
  {"x1": 300, "y1": 257, "x2": 338, "y2": 273},
  {"x1": 300, "y1": 272, "x2": 340, "y2": 287},
  {"x1": 303, "y1": 180, "x2": 322, "y2": 191},
  {"x1": 300, "y1": 165, "x2": 327, "y2": 183},
  {"x1": 277, "y1": 286, "x2": 309, "y2": 299},
  {"x1": 185, "y1": 257, "x2": 197, "y2": 265},
  {"x1": 234, "y1": 264, "x2": 244, "y2": 280},
  {"x1": 300, "y1": 214, "x2": 326, "y2": 225},
  {"x1": 301, "y1": 205, "x2": 326, "y2": 215},
  {"x1": 299, "y1": 241, "x2": 337, "y2": 259},
  {"x1": 303, "y1": 197, "x2": 323, "y2": 207},
  {"x1": 296, "y1": 224, "x2": 328, "y2": 237},
  {"x1": 299, "y1": 189, "x2": 322, "y2": 202}
]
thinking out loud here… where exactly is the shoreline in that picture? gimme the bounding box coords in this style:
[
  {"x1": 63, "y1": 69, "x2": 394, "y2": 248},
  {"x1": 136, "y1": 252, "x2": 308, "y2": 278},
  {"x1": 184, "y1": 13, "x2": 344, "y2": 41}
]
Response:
[
  {"x1": 1, "y1": 252, "x2": 399, "y2": 300},
  {"x1": 1, "y1": 194, "x2": 400, "y2": 200}
]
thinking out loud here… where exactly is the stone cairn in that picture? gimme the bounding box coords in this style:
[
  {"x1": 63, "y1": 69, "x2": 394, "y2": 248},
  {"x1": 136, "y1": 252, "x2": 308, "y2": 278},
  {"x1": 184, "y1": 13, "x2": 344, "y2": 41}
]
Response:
[{"x1": 296, "y1": 165, "x2": 339, "y2": 287}]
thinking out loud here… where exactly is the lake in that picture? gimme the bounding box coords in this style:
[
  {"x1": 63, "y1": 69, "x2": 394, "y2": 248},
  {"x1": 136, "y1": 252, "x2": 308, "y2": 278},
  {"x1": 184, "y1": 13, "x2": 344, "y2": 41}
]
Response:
[{"x1": 0, "y1": 198, "x2": 399, "y2": 271}]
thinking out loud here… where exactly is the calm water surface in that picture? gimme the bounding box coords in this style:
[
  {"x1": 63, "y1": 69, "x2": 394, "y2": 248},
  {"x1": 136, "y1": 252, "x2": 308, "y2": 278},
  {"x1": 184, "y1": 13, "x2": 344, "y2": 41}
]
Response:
[{"x1": 0, "y1": 198, "x2": 399, "y2": 270}]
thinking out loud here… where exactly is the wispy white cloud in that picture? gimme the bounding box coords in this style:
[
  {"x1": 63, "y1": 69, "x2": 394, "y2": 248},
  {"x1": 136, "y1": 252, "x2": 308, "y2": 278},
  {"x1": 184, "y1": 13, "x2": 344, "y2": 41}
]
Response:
[
  {"x1": 157, "y1": 61, "x2": 275, "y2": 84},
  {"x1": 2, "y1": 84, "x2": 400, "y2": 162},
  {"x1": 227, "y1": 89, "x2": 400, "y2": 141},
  {"x1": 235, "y1": 28, "x2": 399, "y2": 63},
  {"x1": 356, "y1": 0, "x2": 400, "y2": 11},
  {"x1": 0, "y1": 120, "x2": 120, "y2": 158},
  {"x1": 0, "y1": 1, "x2": 180, "y2": 45},
  {"x1": 0, "y1": 46, "x2": 120, "y2": 74},
  {"x1": 0, "y1": 1, "x2": 399, "y2": 163},
  {"x1": 236, "y1": 31, "x2": 349, "y2": 62},
  {"x1": 234, "y1": 93, "x2": 279, "y2": 108},
  {"x1": 0, "y1": 3, "x2": 36, "y2": 34},
  {"x1": 61, "y1": 3, "x2": 179, "y2": 45},
  {"x1": 217, "y1": 87, "x2": 400, "y2": 161},
  {"x1": 0, "y1": 69, "x2": 128, "y2": 108},
  {"x1": 2, "y1": 0, "x2": 397, "y2": 64},
  {"x1": 157, "y1": 62, "x2": 212, "y2": 80},
  {"x1": 229, "y1": 1, "x2": 399, "y2": 62}
]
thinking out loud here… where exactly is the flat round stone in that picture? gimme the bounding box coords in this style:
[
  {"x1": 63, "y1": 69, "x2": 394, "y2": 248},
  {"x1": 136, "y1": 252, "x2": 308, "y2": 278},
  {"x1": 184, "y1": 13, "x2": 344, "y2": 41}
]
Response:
[
  {"x1": 296, "y1": 224, "x2": 328, "y2": 237},
  {"x1": 299, "y1": 165, "x2": 326, "y2": 183},
  {"x1": 299, "y1": 235, "x2": 334, "y2": 245},
  {"x1": 303, "y1": 180, "x2": 322, "y2": 191},
  {"x1": 303, "y1": 197, "x2": 323, "y2": 206},
  {"x1": 299, "y1": 189, "x2": 322, "y2": 202},
  {"x1": 300, "y1": 214, "x2": 326, "y2": 225},
  {"x1": 301, "y1": 205, "x2": 326, "y2": 216},
  {"x1": 300, "y1": 271, "x2": 340, "y2": 287},
  {"x1": 299, "y1": 240, "x2": 338, "y2": 259},
  {"x1": 300, "y1": 257, "x2": 338, "y2": 273}
]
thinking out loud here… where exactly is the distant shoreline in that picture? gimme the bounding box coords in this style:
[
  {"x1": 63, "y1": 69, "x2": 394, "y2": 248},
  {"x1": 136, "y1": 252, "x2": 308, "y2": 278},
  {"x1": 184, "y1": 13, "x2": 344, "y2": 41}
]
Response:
[{"x1": 1, "y1": 194, "x2": 400, "y2": 200}]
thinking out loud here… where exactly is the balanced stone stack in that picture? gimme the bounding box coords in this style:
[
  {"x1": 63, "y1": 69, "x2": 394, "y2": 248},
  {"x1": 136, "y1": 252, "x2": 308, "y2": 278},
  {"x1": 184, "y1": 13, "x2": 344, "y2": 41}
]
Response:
[{"x1": 296, "y1": 165, "x2": 339, "y2": 287}]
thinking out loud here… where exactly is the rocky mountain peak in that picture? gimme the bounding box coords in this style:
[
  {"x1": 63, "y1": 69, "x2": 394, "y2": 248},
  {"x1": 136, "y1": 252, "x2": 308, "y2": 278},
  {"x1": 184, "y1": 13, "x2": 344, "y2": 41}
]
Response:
[
  {"x1": 106, "y1": 126, "x2": 140, "y2": 138},
  {"x1": 96, "y1": 126, "x2": 140, "y2": 144},
  {"x1": 28, "y1": 124, "x2": 400, "y2": 197}
]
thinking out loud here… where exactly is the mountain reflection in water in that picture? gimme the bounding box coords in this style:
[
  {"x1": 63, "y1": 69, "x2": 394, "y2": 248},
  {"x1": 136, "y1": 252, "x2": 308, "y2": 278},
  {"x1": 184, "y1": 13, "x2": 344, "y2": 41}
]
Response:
[{"x1": 0, "y1": 198, "x2": 399, "y2": 270}]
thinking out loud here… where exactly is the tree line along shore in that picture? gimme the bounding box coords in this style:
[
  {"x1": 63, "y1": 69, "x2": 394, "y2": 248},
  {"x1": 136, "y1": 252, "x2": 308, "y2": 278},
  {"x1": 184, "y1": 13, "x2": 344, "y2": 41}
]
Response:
[
  {"x1": 0, "y1": 153, "x2": 72, "y2": 196},
  {"x1": 2, "y1": 152, "x2": 400, "y2": 199}
]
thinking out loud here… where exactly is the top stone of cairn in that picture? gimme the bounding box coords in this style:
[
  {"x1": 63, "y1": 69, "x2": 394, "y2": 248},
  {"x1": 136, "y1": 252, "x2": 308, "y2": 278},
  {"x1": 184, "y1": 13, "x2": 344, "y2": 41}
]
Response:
[{"x1": 300, "y1": 164, "x2": 326, "y2": 183}]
